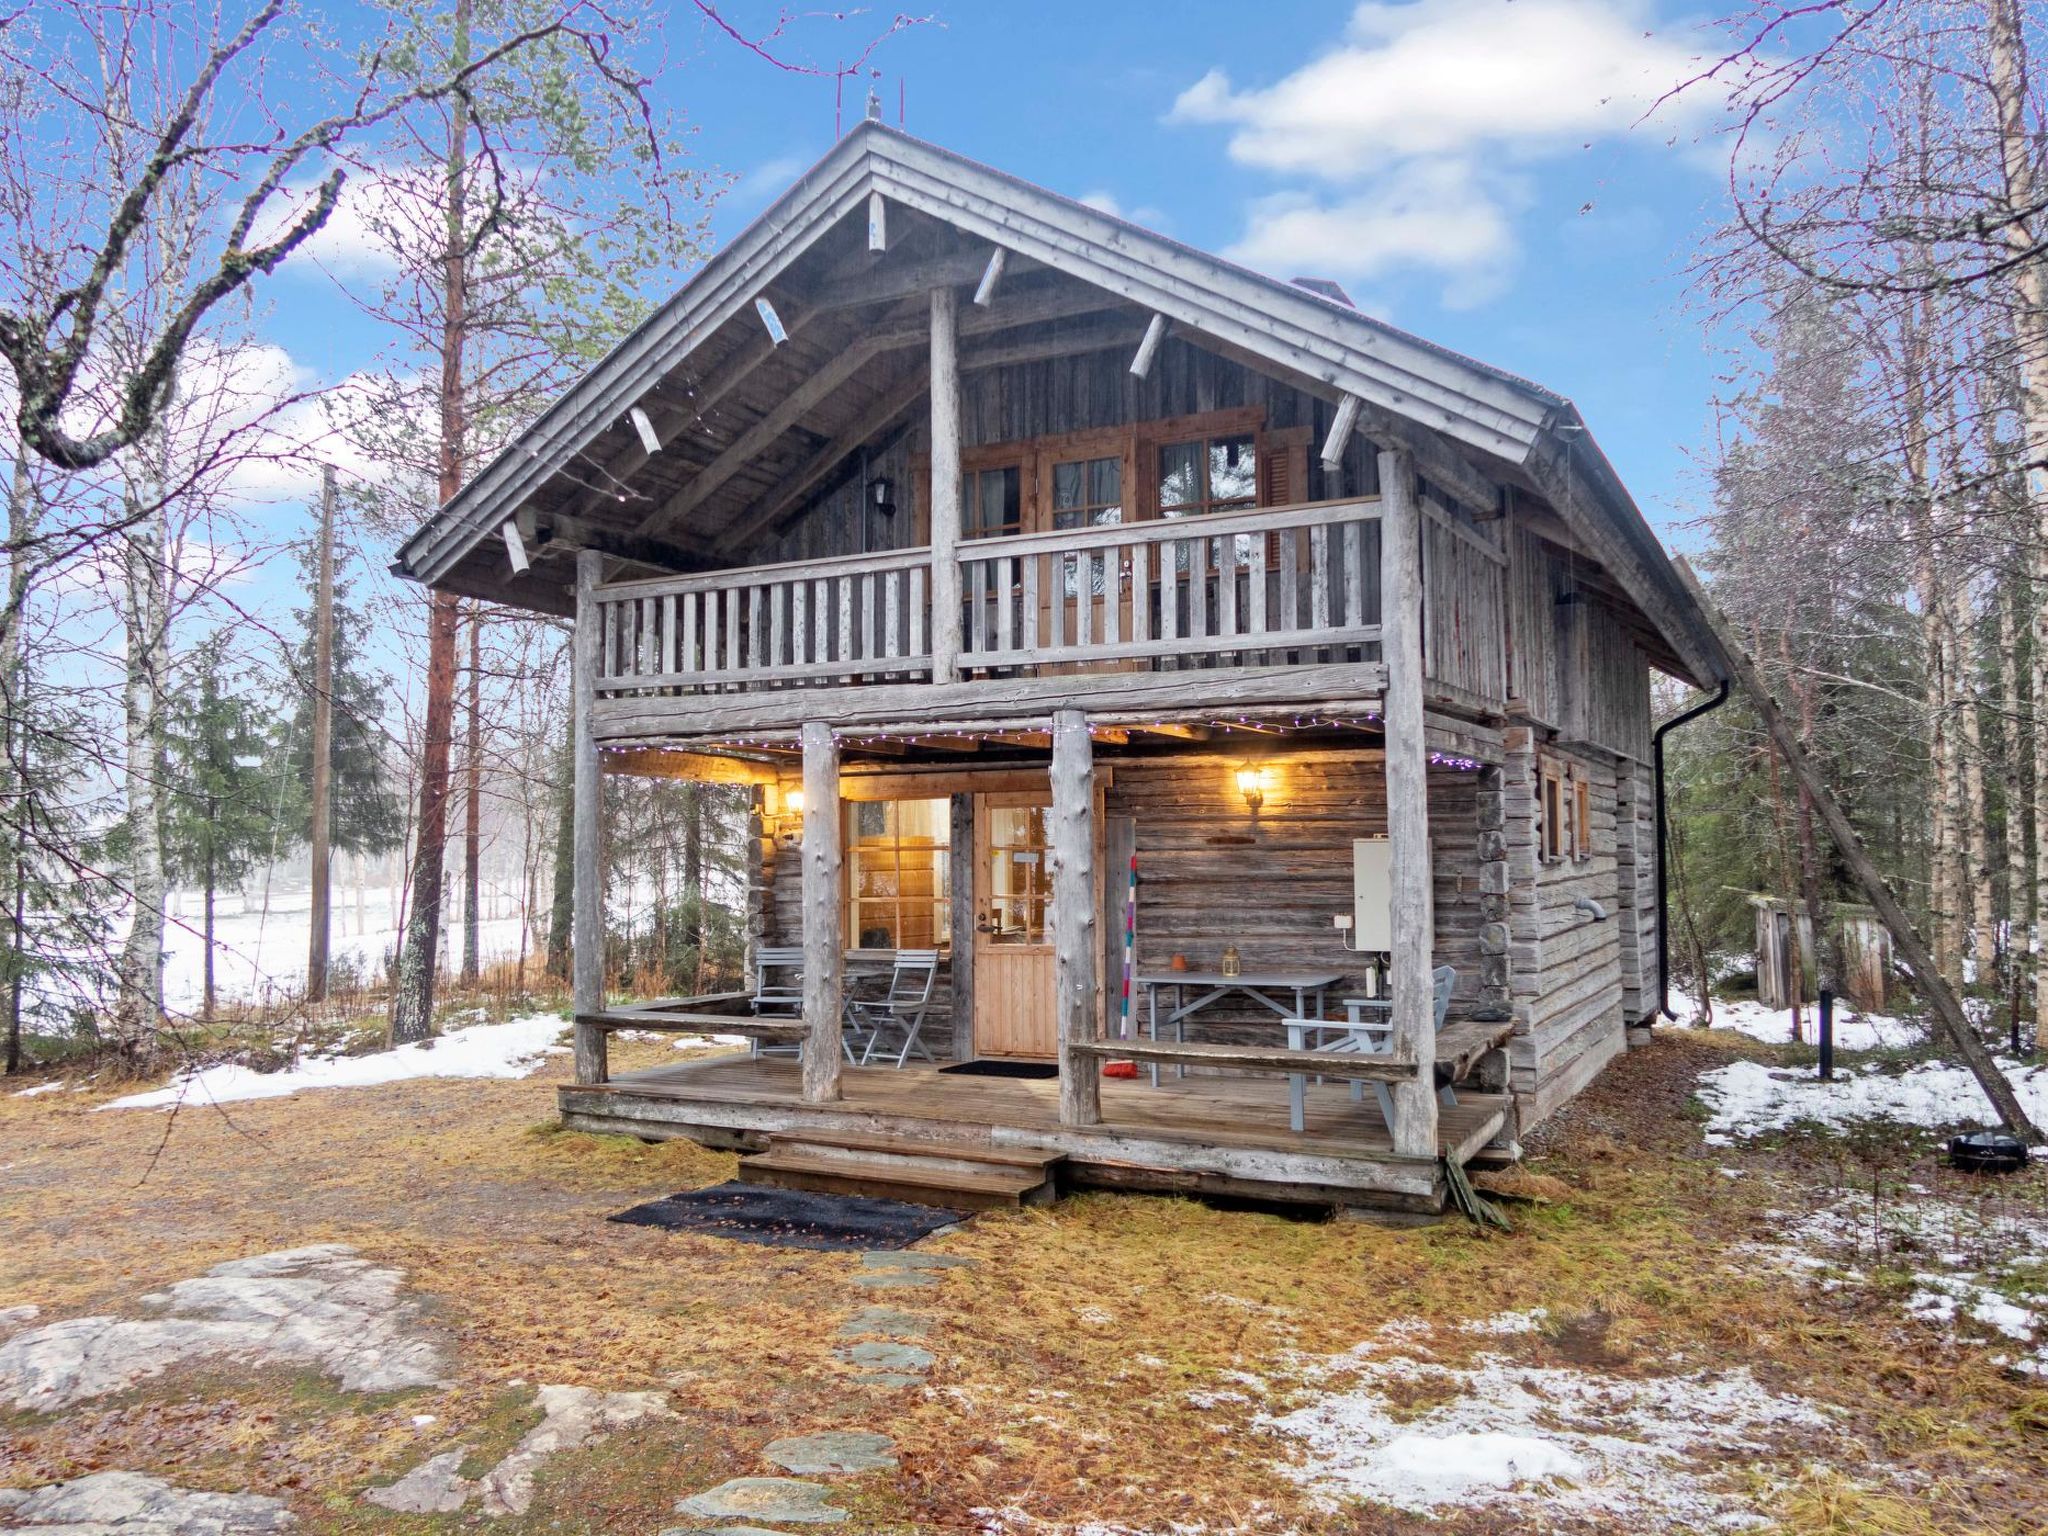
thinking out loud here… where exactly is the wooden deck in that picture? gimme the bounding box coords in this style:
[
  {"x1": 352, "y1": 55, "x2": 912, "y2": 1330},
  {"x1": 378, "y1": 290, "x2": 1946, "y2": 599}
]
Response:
[{"x1": 559, "y1": 1054, "x2": 1515, "y2": 1214}]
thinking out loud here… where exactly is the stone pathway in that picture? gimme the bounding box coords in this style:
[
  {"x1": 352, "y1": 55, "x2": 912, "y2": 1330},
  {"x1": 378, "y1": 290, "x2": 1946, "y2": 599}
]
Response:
[
  {"x1": 366, "y1": 1383, "x2": 674, "y2": 1516},
  {"x1": 660, "y1": 1247, "x2": 974, "y2": 1533},
  {"x1": 0, "y1": 1245, "x2": 445, "y2": 1412},
  {"x1": 0, "y1": 1471, "x2": 294, "y2": 1533}
]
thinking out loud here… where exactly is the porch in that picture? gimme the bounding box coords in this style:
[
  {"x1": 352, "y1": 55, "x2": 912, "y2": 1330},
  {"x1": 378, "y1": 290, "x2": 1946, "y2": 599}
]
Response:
[{"x1": 559, "y1": 1052, "x2": 1513, "y2": 1215}]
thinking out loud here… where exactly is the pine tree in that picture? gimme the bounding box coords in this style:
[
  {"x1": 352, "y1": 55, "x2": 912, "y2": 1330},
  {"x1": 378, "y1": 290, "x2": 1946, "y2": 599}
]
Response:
[{"x1": 161, "y1": 632, "x2": 283, "y2": 1020}]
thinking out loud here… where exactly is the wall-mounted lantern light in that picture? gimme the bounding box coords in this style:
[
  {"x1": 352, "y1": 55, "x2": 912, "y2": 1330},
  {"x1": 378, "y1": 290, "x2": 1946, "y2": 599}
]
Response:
[
  {"x1": 1235, "y1": 764, "x2": 1266, "y2": 815},
  {"x1": 771, "y1": 787, "x2": 807, "y2": 845},
  {"x1": 868, "y1": 477, "x2": 896, "y2": 518}
]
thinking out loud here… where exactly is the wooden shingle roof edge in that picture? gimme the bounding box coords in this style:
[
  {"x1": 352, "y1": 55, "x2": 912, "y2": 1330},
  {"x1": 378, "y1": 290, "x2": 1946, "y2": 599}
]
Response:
[{"x1": 393, "y1": 121, "x2": 1730, "y2": 688}]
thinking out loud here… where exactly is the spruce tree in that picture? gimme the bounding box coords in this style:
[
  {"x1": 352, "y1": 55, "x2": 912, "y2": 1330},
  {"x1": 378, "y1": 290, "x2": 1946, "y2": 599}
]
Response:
[{"x1": 162, "y1": 632, "x2": 283, "y2": 1019}]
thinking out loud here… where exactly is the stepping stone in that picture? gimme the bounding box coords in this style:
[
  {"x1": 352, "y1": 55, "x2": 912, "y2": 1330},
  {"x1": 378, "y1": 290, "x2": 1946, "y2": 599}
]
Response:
[
  {"x1": 364, "y1": 1447, "x2": 476, "y2": 1514},
  {"x1": 853, "y1": 1371, "x2": 926, "y2": 1388},
  {"x1": 764, "y1": 1430, "x2": 898, "y2": 1475},
  {"x1": 836, "y1": 1307, "x2": 931, "y2": 1339},
  {"x1": 673, "y1": 1477, "x2": 848, "y2": 1525},
  {"x1": 837, "y1": 1341, "x2": 934, "y2": 1373},
  {"x1": 850, "y1": 1270, "x2": 936, "y2": 1289},
  {"x1": 860, "y1": 1251, "x2": 975, "y2": 1270}
]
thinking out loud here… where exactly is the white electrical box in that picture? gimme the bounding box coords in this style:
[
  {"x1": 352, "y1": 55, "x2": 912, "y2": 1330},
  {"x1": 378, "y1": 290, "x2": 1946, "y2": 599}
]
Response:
[{"x1": 1352, "y1": 837, "x2": 1394, "y2": 953}]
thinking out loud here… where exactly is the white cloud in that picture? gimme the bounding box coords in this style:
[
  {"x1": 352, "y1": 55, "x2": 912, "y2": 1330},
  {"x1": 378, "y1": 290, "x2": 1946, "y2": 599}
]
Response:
[
  {"x1": 1169, "y1": 0, "x2": 1719, "y2": 302},
  {"x1": 1077, "y1": 188, "x2": 1170, "y2": 231}
]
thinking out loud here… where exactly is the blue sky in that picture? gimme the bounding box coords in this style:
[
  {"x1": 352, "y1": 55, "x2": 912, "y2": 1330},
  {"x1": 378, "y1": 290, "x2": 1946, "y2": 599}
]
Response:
[{"x1": 255, "y1": 0, "x2": 1740, "y2": 566}]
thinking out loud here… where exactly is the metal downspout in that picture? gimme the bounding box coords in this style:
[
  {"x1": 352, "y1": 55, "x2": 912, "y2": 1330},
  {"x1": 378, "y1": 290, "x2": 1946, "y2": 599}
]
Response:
[{"x1": 1653, "y1": 679, "x2": 1731, "y2": 1021}]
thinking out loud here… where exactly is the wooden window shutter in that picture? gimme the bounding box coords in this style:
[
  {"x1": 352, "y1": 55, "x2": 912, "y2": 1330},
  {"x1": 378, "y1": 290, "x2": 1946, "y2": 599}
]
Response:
[{"x1": 1255, "y1": 427, "x2": 1312, "y2": 563}]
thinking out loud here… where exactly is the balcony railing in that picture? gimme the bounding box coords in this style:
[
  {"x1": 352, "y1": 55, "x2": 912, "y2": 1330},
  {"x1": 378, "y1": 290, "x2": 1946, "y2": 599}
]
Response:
[{"x1": 592, "y1": 497, "x2": 1385, "y2": 699}]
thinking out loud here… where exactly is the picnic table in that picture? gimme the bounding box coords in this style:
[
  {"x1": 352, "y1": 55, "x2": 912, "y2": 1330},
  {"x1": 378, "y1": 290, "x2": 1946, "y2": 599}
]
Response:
[{"x1": 1133, "y1": 968, "x2": 1346, "y2": 1087}]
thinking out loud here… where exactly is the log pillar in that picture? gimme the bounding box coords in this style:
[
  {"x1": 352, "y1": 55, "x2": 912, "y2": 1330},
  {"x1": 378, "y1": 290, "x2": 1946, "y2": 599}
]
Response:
[
  {"x1": 929, "y1": 286, "x2": 963, "y2": 683},
  {"x1": 948, "y1": 791, "x2": 977, "y2": 1061},
  {"x1": 1378, "y1": 449, "x2": 1439, "y2": 1159},
  {"x1": 570, "y1": 549, "x2": 607, "y2": 1085},
  {"x1": 1050, "y1": 709, "x2": 1101, "y2": 1126},
  {"x1": 799, "y1": 720, "x2": 845, "y2": 1102}
]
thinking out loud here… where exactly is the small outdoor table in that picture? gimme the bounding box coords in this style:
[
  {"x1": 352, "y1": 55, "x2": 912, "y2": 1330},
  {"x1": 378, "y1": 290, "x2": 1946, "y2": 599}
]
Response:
[{"x1": 1133, "y1": 969, "x2": 1346, "y2": 1087}]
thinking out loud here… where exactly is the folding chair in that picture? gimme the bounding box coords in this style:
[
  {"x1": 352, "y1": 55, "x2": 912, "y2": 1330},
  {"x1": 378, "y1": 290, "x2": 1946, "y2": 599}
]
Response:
[
  {"x1": 845, "y1": 949, "x2": 939, "y2": 1068},
  {"x1": 751, "y1": 946, "x2": 806, "y2": 1060}
]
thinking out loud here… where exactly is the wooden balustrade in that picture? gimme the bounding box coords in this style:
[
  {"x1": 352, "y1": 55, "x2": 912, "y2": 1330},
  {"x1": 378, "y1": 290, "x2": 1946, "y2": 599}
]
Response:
[
  {"x1": 589, "y1": 497, "x2": 1394, "y2": 696},
  {"x1": 594, "y1": 547, "x2": 932, "y2": 696},
  {"x1": 957, "y1": 498, "x2": 1384, "y2": 672}
]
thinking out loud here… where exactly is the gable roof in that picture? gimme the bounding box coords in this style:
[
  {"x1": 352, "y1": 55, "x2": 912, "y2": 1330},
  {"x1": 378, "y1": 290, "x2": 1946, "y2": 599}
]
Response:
[{"x1": 395, "y1": 121, "x2": 1728, "y2": 686}]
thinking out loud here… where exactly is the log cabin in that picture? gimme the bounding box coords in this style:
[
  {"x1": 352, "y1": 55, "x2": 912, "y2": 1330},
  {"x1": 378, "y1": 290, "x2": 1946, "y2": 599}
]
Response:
[{"x1": 395, "y1": 122, "x2": 1732, "y2": 1218}]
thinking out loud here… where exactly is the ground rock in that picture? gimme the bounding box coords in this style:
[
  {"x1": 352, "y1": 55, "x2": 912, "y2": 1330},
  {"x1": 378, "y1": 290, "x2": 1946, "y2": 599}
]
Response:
[
  {"x1": 0, "y1": 1470, "x2": 293, "y2": 1533},
  {"x1": 763, "y1": 1430, "x2": 898, "y2": 1474},
  {"x1": 0, "y1": 1304, "x2": 38, "y2": 1334},
  {"x1": 848, "y1": 1271, "x2": 934, "y2": 1290},
  {"x1": 836, "y1": 1341, "x2": 933, "y2": 1372},
  {"x1": 476, "y1": 1384, "x2": 673, "y2": 1516},
  {"x1": 362, "y1": 1449, "x2": 476, "y2": 1514},
  {"x1": 0, "y1": 1245, "x2": 445, "y2": 1412},
  {"x1": 858, "y1": 1252, "x2": 974, "y2": 1270},
  {"x1": 672, "y1": 1478, "x2": 848, "y2": 1525},
  {"x1": 835, "y1": 1307, "x2": 930, "y2": 1339}
]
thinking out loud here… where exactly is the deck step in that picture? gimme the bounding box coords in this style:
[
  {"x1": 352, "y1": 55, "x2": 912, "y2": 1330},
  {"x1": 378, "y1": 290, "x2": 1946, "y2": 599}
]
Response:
[{"x1": 739, "y1": 1136, "x2": 1063, "y2": 1210}]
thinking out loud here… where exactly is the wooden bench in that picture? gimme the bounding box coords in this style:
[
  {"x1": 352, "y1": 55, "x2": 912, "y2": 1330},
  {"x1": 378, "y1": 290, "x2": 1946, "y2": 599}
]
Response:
[
  {"x1": 575, "y1": 993, "x2": 805, "y2": 1046},
  {"x1": 1067, "y1": 1038, "x2": 1417, "y2": 1080},
  {"x1": 1434, "y1": 1018, "x2": 1515, "y2": 1086}
]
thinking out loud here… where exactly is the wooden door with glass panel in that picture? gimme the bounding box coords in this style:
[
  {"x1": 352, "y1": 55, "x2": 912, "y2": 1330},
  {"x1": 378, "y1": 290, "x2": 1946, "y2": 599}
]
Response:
[
  {"x1": 1034, "y1": 443, "x2": 1132, "y2": 659},
  {"x1": 972, "y1": 792, "x2": 1056, "y2": 1057}
]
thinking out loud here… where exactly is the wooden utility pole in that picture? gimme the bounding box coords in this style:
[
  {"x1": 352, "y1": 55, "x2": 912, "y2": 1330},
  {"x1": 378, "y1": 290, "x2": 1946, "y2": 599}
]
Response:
[
  {"x1": 1675, "y1": 559, "x2": 2042, "y2": 1141},
  {"x1": 306, "y1": 464, "x2": 336, "y2": 1003},
  {"x1": 461, "y1": 605, "x2": 482, "y2": 985}
]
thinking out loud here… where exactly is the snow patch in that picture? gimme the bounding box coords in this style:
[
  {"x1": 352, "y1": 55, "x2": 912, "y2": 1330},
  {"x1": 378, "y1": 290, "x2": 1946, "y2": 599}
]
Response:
[
  {"x1": 1696, "y1": 1057, "x2": 2048, "y2": 1143},
  {"x1": 97, "y1": 1013, "x2": 570, "y2": 1111},
  {"x1": 1661, "y1": 992, "x2": 1923, "y2": 1050},
  {"x1": 1264, "y1": 1314, "x2": 1833, "y2": 1528}
]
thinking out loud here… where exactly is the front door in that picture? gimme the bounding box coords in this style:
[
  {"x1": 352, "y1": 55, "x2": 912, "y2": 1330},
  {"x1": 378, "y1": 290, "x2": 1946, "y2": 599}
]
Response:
[{"x1": 973, "y1": 792, "x2": 1057, "y2": 1057}]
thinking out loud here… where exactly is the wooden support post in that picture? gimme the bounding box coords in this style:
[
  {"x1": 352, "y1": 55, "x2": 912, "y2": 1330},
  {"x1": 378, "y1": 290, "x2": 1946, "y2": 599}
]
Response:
[
  {"x1": 1674, "y1": 560, "x2": 2043, "y2": 1141},
  {"x1": 571, "y1": 549, "x2": 607, "y2": 1085},
  {"x1": 1379, "y1": 449, "x2": 1438, "y2": 1159},
  {"x1": 1129, "y1": 312, "x2": 1168, "y2": 378},
  {"x1": 929, "y1": 286, "x2": 964, "y2": 683},
  {"x1": 973, "y1": 247, "x2": 1006, "y2": 306},
  {"x1": 627, "y1": 405, "x2": 662, "y2": 456},
  {"x1": 799, "y1": 720, "x2": 844, "y2": 1103},
  {"x1": 949, "y1": 792, "x2": 977, "y2": 1060},
  {"x1": 1322, "y1": 393, "x2": 1363, "y2": 472},
  {"x1": 1051, "y1": 709, "x2": 1101, "y2": 1127}
]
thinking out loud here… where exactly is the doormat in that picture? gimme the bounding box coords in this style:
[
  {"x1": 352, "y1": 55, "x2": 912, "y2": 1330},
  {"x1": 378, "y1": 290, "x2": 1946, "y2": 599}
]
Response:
[
  {"x1": 939, "y1": 1059, "x2": 1059, "y2": 1079},
  {"x1": 608, "y1": 1181, "x2": 966, "y2": 1250}
]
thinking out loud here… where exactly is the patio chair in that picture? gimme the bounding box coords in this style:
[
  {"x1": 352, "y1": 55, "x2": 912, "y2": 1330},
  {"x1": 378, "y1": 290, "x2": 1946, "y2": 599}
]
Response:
[
  {"x1": 1286, "y1": 965, "x2": 1457, "y2": 1133},
  {"x1": 751, "y1": 946, "x2": 806, "y2": 1060},
  {"x1": 845, "y1": 949, "x2": 939, "y2": 1068}
]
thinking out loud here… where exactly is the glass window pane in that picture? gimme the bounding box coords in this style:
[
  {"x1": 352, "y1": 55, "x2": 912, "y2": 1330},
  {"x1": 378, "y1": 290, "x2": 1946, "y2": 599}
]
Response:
[
  {"x1": 1089, "y1": 456, "x2": 1121, "y2": 508},
  {"x1": 1210, "y1": 434, "x2": 1256, "y2": 504},
  {"x1": 1158, "y1": 442, "x2": 1201, "y2": 511},
  {"x1": 1052, "y1": 460, "x2": 1084, "y2": 510},
  {"x1": 966, "y1": 466, "x2": 1020, "y2": 538}
]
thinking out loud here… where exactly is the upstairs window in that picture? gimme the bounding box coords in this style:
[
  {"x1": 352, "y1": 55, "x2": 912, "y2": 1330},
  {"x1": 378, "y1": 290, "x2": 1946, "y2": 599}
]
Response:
[
  {"x1": 1539, "y1": 761, "x2": 1567, "y2": 864},
  {"x1": 1051, "y1": 454, "x2": 1123, "y2": 596},
  {"x1": 1159, "y1": 432, "x2": 1257, "y2": 570},
  {"x1": 964, "y1": 464, "x2": 1022, "y2": 540}
]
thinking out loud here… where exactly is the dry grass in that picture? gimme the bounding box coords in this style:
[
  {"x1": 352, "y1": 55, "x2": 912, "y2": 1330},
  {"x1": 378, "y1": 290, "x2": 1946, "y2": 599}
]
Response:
[{"x1": 1, "y1": 1029, "x2": 2043, "y2": 1534}]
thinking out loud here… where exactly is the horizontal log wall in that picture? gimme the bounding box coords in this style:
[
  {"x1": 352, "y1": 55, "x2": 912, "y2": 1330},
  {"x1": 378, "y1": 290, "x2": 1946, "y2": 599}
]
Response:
[
  {"x1": 1615, "y1": 759, "x2": 1656, "y2": 1026},
  {"x1": 1501, "y1": 726, "x2": 1626, "y2": 1126}
]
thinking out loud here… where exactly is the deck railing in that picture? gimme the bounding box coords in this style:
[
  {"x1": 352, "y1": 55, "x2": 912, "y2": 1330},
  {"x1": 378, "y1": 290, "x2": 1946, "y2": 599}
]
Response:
[
  {"x1": 595, "y1": 546, "x2": 931, "y2": 696},
  {"x1": 958, "y1": 499, "x2": 1381, "y2": 671},
  {"x1": 592, "y1": 497, "x2": 1386, "y2": 698}
]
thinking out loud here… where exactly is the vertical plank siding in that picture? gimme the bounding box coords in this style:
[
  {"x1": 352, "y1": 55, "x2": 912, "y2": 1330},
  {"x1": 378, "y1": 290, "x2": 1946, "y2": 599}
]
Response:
[{"x1": 1420, "y1": 502, "x2": 1508, "y2": 705}]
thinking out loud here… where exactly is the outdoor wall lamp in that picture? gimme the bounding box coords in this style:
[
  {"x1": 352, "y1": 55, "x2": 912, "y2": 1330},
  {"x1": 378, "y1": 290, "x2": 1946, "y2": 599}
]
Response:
[
  {"x1": 1235, "y1": 765, "x2": 1266, "y2": 815},
  {"x1": 771, "y1": 788, "x2": 806, "y2": 845}
]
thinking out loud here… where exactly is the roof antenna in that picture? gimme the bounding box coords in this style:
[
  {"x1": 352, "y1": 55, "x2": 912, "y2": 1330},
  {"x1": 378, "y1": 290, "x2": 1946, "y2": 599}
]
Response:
[{"x1": 899, "y1": 77, "x2": 906, "y2": 126}]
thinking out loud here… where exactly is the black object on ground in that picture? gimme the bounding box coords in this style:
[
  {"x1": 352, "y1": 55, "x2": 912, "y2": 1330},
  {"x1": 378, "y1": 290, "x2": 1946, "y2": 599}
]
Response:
[
  {"x1": 608, "y1": 1181, "x2": 968, "y2": 1250},
  {"x1": 1947, "y1": 1130, "x2": 2029, "y2": 1174},
  {"x1": 938, "y1": 1059, "x2": 1059, "y2": 1080}
]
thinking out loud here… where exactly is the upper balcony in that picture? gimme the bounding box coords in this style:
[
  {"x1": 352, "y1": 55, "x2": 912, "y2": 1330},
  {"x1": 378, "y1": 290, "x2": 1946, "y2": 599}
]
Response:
[{"x1": 586, "y1": 492, "x2": 1513, "y2": 744}]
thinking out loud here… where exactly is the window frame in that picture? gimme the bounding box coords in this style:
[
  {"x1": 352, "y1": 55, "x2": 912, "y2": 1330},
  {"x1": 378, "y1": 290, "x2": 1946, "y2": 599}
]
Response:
[
  {"x1": 1539, "y1": 760, "x2": 1568, "y2": 865},
  {"x1": 842, "y1": 797, "x2": 952, "y2": 952}
]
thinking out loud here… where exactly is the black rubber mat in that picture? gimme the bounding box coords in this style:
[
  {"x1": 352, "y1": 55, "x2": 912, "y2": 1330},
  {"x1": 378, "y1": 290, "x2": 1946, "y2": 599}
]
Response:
[
  {"x1": 608, "y1": 1180, "x2": 967, "y2": 1250},
  {"x1": 937, "y1": 1059, "x2": 1059, "y2": 1079}
]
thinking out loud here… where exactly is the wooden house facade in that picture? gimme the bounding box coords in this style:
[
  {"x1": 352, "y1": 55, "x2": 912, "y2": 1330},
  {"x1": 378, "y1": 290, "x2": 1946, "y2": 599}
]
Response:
[{"x1": 396, "y1": 125, "x2": 1730, "y2": 1217}]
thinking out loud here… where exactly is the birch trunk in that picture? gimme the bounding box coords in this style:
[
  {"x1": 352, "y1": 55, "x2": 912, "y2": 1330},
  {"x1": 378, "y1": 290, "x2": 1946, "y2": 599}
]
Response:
[
  {"x1": 1, "y1": 452, "x2": 36, "y2": 1074},
  {"x1": 1985, "y1": 0, "x2": 2048, "y2": 1033},
  {"x1": 114, "y1": 490, "x2": 168, "y2": 1060},
  {"x1": 2000, "y1": 565, "x2": 2031, "y2": 981}
]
